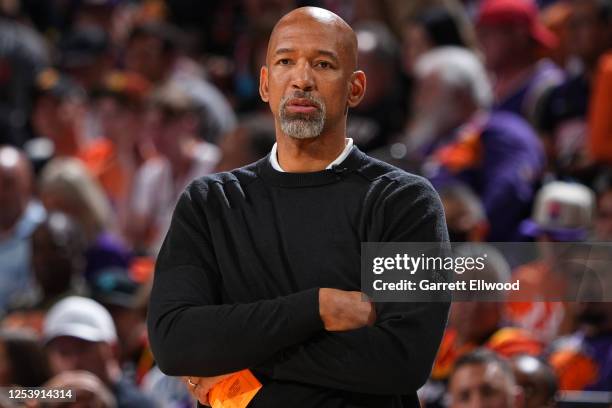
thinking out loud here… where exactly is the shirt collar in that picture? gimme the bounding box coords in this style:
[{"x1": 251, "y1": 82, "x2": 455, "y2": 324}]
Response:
[{"x1": 269, "y1": 138, "x2": 354, "y2": 172}]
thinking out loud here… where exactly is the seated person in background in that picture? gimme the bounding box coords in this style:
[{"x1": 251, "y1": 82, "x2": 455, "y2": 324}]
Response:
[
  {"x1": 421, "y1": 245, "x2": 541, "y2": 407},
  {"x1": 43, "y1": 296, "x2": 154, "y2": 407},
  {"x1": 548, "y1": 302, "x2": 612, "y2": 392},
  {"x1": 407, "y1": 47, "x2": 545, "y2": 241},
  {"x1": 79, "y1": 71, "x2": 155, "y2": 233},
  {"x1": 539, "y1": 0, "x2": 612, "y2": 179},
  {"x1": 511, "y1": 354, "x2": 558, "y2": 408},
  {"x1": 348, "y1": 21, "x2": 407, "y2": 151},
  {"x1": 128, "y1": 82, "x2": 220, "y2": 254},
  {"x1": 91, "y1": 268, "x2": 151, "y2": 385},
  {"x1": 475, "y1": 0, "x2": 564, "y2": 126},
  {"x1": 448, "y1": 348, "x2": 524, "y2": 408},
  {"x1": 38, "y1": 158, "x2": 131, "y2": 282},
  {"x1": 3, "y1": 212, "x2": 86, "y2": 335},
  {"x1": 0, "y1": 146, "x2": 46, "y2": 314},
  {"x1": 507, "y1": 181, "x2": 596, "y2": 342},
  {"x1": 31, "y1": 69, "x2": 87, "y2": 157}
]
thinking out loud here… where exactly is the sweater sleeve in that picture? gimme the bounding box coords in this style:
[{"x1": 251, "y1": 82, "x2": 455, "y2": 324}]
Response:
[
  {"x1": 257, "y1": 176, "x2": 451, "y2": 395},
  {"x1": 147, "y1": 183, "x2": 324, "y2": 377}
]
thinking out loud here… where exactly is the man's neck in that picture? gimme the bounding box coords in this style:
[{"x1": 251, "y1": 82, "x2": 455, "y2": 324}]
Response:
[
  {"x1": 276, "y1": 129, "x2": 348, "y2": 173},
  {"x1": 493, "y1": 60, "x2": 535, "y2": 101}
]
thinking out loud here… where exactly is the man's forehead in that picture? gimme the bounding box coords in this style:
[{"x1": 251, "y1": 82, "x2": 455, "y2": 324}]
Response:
[{"x1": 267, "y1": 7, "x2": 356, "y2": 65}]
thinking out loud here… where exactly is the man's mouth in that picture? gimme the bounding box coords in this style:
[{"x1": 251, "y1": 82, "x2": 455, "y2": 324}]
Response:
[{"x1": 285, "y1": 98, "x2": 320, "y2": 114}]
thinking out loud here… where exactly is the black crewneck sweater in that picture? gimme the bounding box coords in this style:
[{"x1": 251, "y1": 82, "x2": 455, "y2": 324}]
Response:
[{"x1": 147, "y1": 146, "x2": 450, "y2": 408}]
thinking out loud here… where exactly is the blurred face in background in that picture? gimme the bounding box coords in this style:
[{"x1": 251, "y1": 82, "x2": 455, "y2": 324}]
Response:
[
  {"x1": 449, "y1": 362, "x2": 519, "y2": 408},
  {"x1": 411, "y1": 71, "x2": 469, "y2": 140},
  {"x1": 125, "y1": 35, "x2": 168, "y2": 83},
  {"x1": 32, "y1": 95, "x2": 86, "y2": 156},
  {"x1": 95, "y1": 96, "x2": 143, "y2": 146},
  {"x1": 46, "y1": 337, "x2": 112, "y2": 385},
  {"x1": 147, "y1": 107, "x2": 198, "y2": 162},
  {"x1": 477, "y1": 24, "x2": 531, "y2": 71}
]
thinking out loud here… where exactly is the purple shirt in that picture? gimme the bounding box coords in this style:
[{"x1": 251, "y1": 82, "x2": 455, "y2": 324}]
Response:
[{"x1": 424, "y1": 111, "x2": 545, "y2": 241}]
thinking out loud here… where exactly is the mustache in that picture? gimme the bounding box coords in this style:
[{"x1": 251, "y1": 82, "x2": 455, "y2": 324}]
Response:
[{"x1": 280, "y1": 91, "x2": 324, "y2": 111}]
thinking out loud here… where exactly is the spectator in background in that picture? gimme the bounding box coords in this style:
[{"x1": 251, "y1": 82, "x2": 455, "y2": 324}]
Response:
[
  {"x1": 31, "y1": 69, "x2": 87, "y2": 157},
  {"x1": 58, "y1": 26, "x2": 114, "y2": 94},
  {"x1": 408, "y1": 47, "x2": 544, "y2": 241},
  {"x1": 124, "y1": 22, "x2": 236, "y2": 144},
  {"x1": 44, "y1": 370, "x2": 117, "y2": 408},
  {"x1": 0, "y1": 329, "x2": 52, "y2": 387},
  {"x1": 0, "y1": 7, "x2": 49, "y2": 147},
  {"x1": 3, "y1": 212, "x2": 86, "y2": 335},
  {"x1": 347, "y1": 21, "x2": 407, "y2": 151},
  {"x1": 507, "y1": 181, "x2": 596, "y2": 342},
  {"x1": 548, "y1": 302, "x2": 612, "y2": 391},
  {"x1": 43, "y1": 296, "x2": 154, "y2": 408},
  {"x1": 540, "y1": 0, "x2": 612, "y2": 178},
  {"x1": 475, "y1": 0, "x2": 564, "y2": 126},
  {"x1": 79, "y1": 71, "x2": 154, "y2": 233},
  {"x1": 448, "y1": 349, "x2": 524, "y2": 408},
  {"x1": 0, "y1": 146, "x2": 45, "y2": 314},
  {"x1": 90, "y1": 269, "x2": 151, "y2": 384},
  {"x1": 422, "y1": 244, "x2": 541, "y2": 407},
  {"x1": 511, "y1": 354, "x2": 558, "y2": 408},
  {"x1": 214, "y1": 113, "x2": 276, "y2": 172},
  {"x1": 402, "y1": 7, "x2": 470, "y2": 74},
  {"x1": 38, "y1": 158, "x2": 130, "y2": 282},
  {"x1": 128, "y1": 82, "x2": 220, "y2": 253}
]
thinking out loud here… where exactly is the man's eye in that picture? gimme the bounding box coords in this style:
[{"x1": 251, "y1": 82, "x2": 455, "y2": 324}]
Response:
[
  {"x1": 278, "y1": 59, "x2": 290, "y2": 65},
  {"x1": 316, "y1": 61, "x2": 331, "y2": 69}
]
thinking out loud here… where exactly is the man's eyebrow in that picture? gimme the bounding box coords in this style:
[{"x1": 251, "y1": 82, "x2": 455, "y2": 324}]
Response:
[
  {"x1": 274, "y1": 48, "x2": 294, "y2": 56},
  {"x1": 272, "y1": 48, "x2": 339, "y2": 62},
  {"x1": 316, "y1": 50, "x2": 339, "y2": 63}
]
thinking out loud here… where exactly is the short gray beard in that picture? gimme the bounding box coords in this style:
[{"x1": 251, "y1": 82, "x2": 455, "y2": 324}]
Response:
[{"x1": 279, "y1": 94, "x2": 326, "y2": 139}]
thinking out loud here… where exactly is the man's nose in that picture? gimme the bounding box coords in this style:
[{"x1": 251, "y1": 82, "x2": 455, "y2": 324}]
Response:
[{"x1": 291, "y1": 61, "x2": 315, "y2": 92}]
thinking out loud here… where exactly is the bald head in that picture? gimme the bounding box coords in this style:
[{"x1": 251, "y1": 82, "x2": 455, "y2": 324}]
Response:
[
  {"x1": 268, "y1": 7, "x2": 358, "y2": 71},
  {"x1": 0, "y1": 146, "x2": 33, "y2": 234}
]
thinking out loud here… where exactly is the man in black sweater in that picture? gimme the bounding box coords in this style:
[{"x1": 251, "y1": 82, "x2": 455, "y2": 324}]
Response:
[{"x1": 147, "y1": 6, "x2": 449, "y2": 407}]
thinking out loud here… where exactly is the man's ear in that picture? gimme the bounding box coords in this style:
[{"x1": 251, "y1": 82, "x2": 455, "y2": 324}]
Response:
[
  {"x1": 347, "y1": 70, "x2": 366, "y2": 109},
  {"x1": 259, "y1": 66, "x2": 269, "y2": 103}
]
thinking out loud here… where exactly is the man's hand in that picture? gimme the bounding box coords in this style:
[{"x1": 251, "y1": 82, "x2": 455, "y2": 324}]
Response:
[
  {"x1": 319, "y1": 288, "x2": 376, "y2": 331},
  {"x1": 181, "y1": 373, "x2": 235, "y2": 406}
]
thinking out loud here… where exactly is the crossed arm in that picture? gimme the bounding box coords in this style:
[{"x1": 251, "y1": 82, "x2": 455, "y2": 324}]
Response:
[{"x1": 147, "y1": 180, "x2": 449, "y2": 402}]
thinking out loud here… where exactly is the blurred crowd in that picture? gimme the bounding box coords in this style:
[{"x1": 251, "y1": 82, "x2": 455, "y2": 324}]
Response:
[{"x1": 1, "y1": 0, "x2": 612, "y2": 407}]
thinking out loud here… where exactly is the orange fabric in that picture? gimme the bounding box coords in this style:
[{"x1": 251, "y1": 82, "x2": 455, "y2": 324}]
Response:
[
  {"x1": 435, "y1": 128, "x2": 483, "y2": 173},
  {"x1": 588, "y1": 52, "x2": 612, "y2": 164},
  {"x1": 550, "y1": 349, "x2": 599, "y2": 390},
  {"x1": 486, "y1": 327, "x2": 543, "y2": 356},
  {"x1": 79, "y1": 139, "x2": 127, "y2": 203},
  {"x1": 431, "y1": 327, "x2": 541, "y2": 380},
  {"x1": 505, "y1": 261, "x2": 567, "y2": 341},
  {"x1": 209, "y1": 370, "x2": 262, "y2": 408}
]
